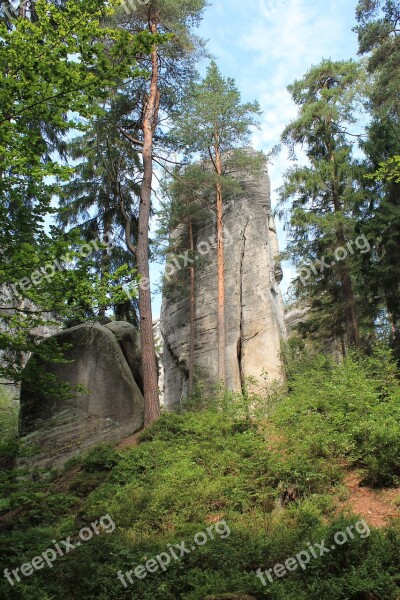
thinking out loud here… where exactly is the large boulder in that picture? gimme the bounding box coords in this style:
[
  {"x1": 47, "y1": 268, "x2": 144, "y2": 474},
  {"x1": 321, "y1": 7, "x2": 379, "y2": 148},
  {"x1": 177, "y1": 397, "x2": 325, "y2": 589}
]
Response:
[
  {"x1": 18, "y1": 322, "x2": 144, "y2": 470},
  {"x1": 285, "y1": 303, "x2": 310, "y2": 334},
  {"x1": 105, "y1": 321, "x2": 144, "y2": 393}
]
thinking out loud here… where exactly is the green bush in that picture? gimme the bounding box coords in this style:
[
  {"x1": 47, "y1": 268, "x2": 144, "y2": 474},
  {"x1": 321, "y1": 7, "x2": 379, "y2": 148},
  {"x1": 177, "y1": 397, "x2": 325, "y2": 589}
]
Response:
[
  {"x1": 81, "y1": 444, "x2": 121, "y2": 473},
  {"x1": 274, "y1": 345, "x2": 400, "y2": 487},
  {"x1": 0, "y1": 346, "x2": 399, "y2": 599}
]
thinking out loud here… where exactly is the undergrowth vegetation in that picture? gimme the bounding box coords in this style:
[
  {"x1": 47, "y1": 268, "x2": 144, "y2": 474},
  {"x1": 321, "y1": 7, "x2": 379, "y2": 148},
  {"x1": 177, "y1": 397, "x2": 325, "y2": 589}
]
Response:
[
  {"x1": 0, "y1": 385, "x2": 19, "y2": 463},
  {"x1": 275, "y1": 343, "x2": 400, "y2": 487},
  {"x1": 0, "y1": 346, "x2": 399, "y2": 599}
]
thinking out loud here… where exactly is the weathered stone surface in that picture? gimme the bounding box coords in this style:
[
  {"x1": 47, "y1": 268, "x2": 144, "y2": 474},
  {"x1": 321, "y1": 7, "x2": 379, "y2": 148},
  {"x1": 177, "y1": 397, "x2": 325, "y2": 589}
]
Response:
[
  {"x1": 285, "y1": 303, "x2": 310, "y2": 334},
  {"x1": 18, "y1": 322, "x2": 144, "y2": 470},
  {"x1": 153, "y1": 318, "x2": 165, "y2": 405},
  {"x1": 105, "y1": 321, "x2": 144, "y2": 393},
  {"x1": 161, "y1": 150, "x2": 287, "y2": 408}
]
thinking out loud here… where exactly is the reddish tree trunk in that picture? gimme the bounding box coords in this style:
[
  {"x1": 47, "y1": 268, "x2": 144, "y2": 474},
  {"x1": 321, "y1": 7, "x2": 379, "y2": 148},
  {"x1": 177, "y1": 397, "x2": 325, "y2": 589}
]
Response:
[{"x1": 138, "y1": 19, "x2": 160, "y2": 425}]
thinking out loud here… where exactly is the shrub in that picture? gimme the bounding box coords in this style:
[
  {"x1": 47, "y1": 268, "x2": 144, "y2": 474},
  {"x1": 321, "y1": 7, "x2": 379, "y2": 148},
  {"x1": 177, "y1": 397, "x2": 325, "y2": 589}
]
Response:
[
  {"x1": 0, "y1": 385, "x2": 19, "y2": 461},
  {"x1": 81, "y1": 444, "x2": 121, "y2": 472},
  {"x1": 274, "y1": 345, "x2": 400, "y2": 487}
]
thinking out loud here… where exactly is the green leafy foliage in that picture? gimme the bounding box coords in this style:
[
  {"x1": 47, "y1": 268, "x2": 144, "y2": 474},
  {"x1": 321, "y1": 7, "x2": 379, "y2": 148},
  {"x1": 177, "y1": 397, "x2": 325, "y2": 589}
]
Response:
[
  {"x1": 0, "y1": 385, "x2": 19, "y2": 460},
  {"x1": 81, "y1": 444, "x2": 122, "y2": 473},
  {"x1": 368, "y1": 155, "x2": 400, "y2": 184},
  {"x1": 274, "y1": 344, "x2": 400, "y2": 487},
  {"x1": 0, "y1": 0, "x2": 160, "y2": 383},
  {"x1": 0, "y1": 356, "x2": 399, "y2": 599}
]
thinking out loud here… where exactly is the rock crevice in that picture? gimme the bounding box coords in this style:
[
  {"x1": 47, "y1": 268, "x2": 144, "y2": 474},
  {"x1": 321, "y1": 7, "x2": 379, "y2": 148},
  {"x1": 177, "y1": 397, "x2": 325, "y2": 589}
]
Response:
[{"x1": 238, "y1": 218, "x2": 249, "y2": 394}]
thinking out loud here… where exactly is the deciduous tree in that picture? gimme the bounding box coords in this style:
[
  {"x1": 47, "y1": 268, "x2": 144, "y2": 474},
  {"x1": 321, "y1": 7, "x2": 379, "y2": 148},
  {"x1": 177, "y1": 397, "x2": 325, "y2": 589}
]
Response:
[{"x1": 0, "y1": 0, "x2": 153, "y2": 381}]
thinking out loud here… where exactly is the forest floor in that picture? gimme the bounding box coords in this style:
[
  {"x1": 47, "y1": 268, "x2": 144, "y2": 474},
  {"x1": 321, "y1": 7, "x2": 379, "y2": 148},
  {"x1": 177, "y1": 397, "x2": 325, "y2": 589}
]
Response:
[{"x1": 340, "y1": 469, "x2": 399, "y2": 528}]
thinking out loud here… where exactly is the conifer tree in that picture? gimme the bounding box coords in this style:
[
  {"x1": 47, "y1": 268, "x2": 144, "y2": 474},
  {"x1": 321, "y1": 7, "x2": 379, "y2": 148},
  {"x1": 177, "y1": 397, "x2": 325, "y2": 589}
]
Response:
[
  {"x1": 58, "y1": 101, "x2": 142, "y2": 324},
  {"x1": 170, "y1": 61, "x2": 263, "y2": 382},
  {"x1": 355, "y1": 0, "x2": 400, "y2": 354},
  {"x1": 278, "y1": 59, "x2": 365, "y2": 351},
  {"x1": 113, "y1": 0, "x2": 207, "y2": 423}
]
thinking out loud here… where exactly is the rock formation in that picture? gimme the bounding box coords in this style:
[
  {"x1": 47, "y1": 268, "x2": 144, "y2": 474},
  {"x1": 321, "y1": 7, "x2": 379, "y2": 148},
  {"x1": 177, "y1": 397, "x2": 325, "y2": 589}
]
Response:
[
  {"x1": 161, "y1": 151, "x2": 287, "y2": 408},
  {"x1": 104, "y1": 321, "x2": 144, "y2": 393},
  {"x1": 153, "y1": 317, "x2": 165, "y2": 404},
  {"x1": 285, "y1": 303, "x2": 310, "y2": 334},
  {"x1": 18, "y1": 322, "x2": 144, "y2": 470}
]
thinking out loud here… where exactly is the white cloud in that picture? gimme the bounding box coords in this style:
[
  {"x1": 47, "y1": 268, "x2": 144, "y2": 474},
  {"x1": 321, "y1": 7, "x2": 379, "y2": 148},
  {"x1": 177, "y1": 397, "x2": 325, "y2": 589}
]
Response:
[{"x1": 233, "y1": 0, "x2": 359, "y2": 293}]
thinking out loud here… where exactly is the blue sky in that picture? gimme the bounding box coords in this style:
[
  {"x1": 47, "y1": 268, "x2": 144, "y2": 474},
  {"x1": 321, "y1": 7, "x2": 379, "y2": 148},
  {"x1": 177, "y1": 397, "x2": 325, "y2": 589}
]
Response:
[{"x1": 151, "y1": 0, "x2": 361, "y2": 315}]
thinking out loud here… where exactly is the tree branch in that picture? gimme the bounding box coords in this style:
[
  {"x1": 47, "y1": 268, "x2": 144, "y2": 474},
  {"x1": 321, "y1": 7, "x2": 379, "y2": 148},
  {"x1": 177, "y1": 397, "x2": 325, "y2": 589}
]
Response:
[{"x1": 118, "y1": 127, "x2": 145, "y2": 147}]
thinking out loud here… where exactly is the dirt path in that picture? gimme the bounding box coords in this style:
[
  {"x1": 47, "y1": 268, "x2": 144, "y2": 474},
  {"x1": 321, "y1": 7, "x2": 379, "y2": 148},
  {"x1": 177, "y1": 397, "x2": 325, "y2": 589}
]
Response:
[
  {"x1": 117, "y1": 430, "x2": 142, "y2": 449},
  {"x1": 342, "y1": 471, "x2": 399, "y2": 528}
]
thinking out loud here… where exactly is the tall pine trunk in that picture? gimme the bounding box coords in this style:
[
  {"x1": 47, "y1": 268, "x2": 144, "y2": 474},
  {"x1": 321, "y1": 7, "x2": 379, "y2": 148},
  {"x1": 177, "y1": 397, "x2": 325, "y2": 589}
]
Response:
[
  {"x1": 340, "y1": 261, "x2": 360, "y2": 348},
  {"x1": 332, "y1": 171, "x2": 360, "y2": 349},
  {"x1": 138, "y1": 16, "x2": 160, "y2": 425},
  {"x1": 215, "y1": 144, "x2": 226, "y2": 382},
  {"x1": 188, "y1": 220, "x2": 195, "y2": 396},
  {"x1": 328, "y1": 120, "x2": 360, "y2": 351}
]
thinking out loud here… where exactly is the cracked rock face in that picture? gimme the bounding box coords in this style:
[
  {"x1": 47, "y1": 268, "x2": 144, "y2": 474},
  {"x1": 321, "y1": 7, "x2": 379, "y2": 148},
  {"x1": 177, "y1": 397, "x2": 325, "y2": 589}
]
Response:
[{"x1": 161, "y1": 154, "x2": 287, "y2": 408}]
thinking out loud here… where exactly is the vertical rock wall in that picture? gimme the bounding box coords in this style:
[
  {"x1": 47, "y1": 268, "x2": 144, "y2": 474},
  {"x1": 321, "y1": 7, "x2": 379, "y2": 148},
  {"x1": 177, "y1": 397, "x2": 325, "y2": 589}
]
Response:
[{"x1": 161, "y1": 151, "x2": 287, "y2": 408}]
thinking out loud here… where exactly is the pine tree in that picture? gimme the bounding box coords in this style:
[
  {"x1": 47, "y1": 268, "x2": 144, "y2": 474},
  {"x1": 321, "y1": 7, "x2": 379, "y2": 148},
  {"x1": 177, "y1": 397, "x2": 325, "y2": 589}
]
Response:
[
  {"x1": 278, "y1": 59, "x2": 365, "y2": 352},
  {"x1": 58, "y1": 100, "x2": 142, "y2": 324},
  {"x1": 170, "y1": 61, "x2": 263, "y2": 383},
  {"x1": 113, "y1": 0, "x2": 207, "y2": 424},
  {"x1": 355, "y1": 0, "x2": 400, "y2": 354}
]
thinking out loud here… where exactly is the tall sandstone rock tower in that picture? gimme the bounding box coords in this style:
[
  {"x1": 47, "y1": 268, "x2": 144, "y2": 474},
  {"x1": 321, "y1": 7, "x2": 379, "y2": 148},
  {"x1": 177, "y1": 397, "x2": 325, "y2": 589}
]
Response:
[{"x1": 161, "y1": 150, "x2": 287, "y2": 408}]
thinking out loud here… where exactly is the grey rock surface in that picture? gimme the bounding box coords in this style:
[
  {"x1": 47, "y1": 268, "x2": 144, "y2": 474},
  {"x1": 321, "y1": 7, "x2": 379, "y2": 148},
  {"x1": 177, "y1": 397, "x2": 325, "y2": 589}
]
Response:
[
  {"x1": 18, "y1": 322, "x2": 144, "y2": 470},
  {"x1": 105, "y1": 321, "x2": 144, "y2": 393},
  {"x1": 153, "y1": 318, "x2": 165, "y2": 405},
  {"x1": 161, "y1": 152, "x2": 287, "y2": 408},
  {"x1": 285, "y1": 304, "x2": 310, "y2": 334}
]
